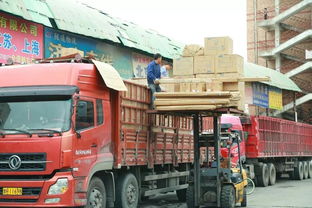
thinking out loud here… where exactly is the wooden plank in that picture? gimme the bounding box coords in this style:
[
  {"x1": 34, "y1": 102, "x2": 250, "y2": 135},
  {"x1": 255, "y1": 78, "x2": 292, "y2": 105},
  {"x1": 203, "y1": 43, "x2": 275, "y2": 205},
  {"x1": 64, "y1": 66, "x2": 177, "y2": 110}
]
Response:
[
  {"x1": 155, "y1": 91, "x2": 232, "y2": 98},
  {"x1": 238, "y1": 77, "x2": 270, "y2": 82},
  {"x1": 156, "y1": 105, "x2": 217, "y2": 111},
  {"x1": 154, "y1": 98, "x2": 230, "y2": 106}
]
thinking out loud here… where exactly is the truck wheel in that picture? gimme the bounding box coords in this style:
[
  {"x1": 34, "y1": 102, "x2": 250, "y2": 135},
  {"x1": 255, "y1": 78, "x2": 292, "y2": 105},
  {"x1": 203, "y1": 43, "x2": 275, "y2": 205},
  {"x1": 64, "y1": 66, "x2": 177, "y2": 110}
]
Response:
[
  {"x1": 303, "y1": 161, "x2": 309, "y2": 179},
  {"x1": 268, "y1": 163, "x2": 276, "y2": 185},
  {"x1": 308, "y1": 161, "x2": 312, "y2": 178},
  {"x1": 241, "y1": 188, "x2": 247, "y2": 207},
  {"x1": 186, "y1": 185, "x2": 195, "y2": 208},
  {"x1": 176, "y1": 189, "x2": 187, "y2": 202},
  {"x1": 115, "y1": 173, "x2": 139, "y2": 208},
  {"x1": 221, "y1": 185, "x2": 235, "y2": 208},
  {"x1": 86, "y1": 177, "x2": 106, "y2": 208},
  {"x1": 294, "y1": 161, "x2": 303, "y2": 180},
  {"x1": 255, "y1": 163, "x2": 269, "y2": 187}
]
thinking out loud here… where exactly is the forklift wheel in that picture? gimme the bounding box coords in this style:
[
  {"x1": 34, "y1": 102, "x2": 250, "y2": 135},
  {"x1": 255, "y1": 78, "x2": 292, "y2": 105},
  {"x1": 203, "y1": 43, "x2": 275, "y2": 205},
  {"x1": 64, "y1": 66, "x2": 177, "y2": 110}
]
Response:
[
  {"x1": 221, "y1": 185, "x2": 235, "y2": 208},
  {"x1": 241, "y1": 188, "x2": 247, "y2": 207},
  {"x1": 186, "y1": 185, "x2": 195, "y2": 208}
]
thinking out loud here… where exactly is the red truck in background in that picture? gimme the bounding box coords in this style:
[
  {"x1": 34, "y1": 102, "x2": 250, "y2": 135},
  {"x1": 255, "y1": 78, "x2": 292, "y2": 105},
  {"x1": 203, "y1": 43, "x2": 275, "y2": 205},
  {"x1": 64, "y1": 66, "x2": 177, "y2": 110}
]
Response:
[
  {"x1": 0, "y1": 61, "x2": 196, "y2": 208},
  {"x1": 204, "y1": 115, "x2": 312, "y2": 187}
]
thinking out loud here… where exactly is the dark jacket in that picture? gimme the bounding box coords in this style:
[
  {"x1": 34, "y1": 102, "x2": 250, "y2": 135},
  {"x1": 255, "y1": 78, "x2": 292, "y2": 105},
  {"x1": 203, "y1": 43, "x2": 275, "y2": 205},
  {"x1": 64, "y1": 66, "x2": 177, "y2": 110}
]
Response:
[{"x1": 147, "y1": 61, "x2": 161, "y2": 84}]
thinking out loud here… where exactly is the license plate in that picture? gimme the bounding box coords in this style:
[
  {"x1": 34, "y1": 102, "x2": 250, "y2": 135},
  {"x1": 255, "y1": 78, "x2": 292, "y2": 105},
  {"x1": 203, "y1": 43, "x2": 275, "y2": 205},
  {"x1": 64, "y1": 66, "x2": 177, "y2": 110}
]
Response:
[{"x1": 2, "y1": 187, "x2": 23, "y2": 195}]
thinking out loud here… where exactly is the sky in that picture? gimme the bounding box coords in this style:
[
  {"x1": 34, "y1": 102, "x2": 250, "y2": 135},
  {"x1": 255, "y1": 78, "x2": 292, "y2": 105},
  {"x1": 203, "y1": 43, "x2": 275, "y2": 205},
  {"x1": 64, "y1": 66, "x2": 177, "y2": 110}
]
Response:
[{"x1": 79, "y1": 0, "x2": 247, "y2": 58}]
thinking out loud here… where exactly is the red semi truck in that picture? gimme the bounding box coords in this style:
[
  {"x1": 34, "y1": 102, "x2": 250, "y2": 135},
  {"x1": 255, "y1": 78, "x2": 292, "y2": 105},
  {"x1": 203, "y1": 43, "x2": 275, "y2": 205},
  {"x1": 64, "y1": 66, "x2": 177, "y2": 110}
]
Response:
[
  {"x1": 205, "y1": 115, "x2": 312, "y2": 187},
  {"x1": 0, "y1": 61, "x2": 196, "y2": 207}
]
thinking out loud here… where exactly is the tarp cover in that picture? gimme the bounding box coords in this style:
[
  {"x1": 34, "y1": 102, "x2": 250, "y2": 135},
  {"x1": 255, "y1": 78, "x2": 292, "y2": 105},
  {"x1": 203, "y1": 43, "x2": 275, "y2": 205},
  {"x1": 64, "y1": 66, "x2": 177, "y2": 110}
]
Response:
[{"x1": 92, "y1": 60, "x2": 127, "y2": 91}]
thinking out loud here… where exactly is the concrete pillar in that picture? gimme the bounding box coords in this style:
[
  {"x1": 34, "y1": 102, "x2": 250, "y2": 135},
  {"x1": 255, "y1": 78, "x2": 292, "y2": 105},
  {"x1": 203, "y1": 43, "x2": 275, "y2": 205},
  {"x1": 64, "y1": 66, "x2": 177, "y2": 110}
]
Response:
[
  {"x1": 275, "y1": 0, "x2": 281, "y2": 71},
  {"x1": 254, "y1": 0, "x2": 258, "y2": 64}
]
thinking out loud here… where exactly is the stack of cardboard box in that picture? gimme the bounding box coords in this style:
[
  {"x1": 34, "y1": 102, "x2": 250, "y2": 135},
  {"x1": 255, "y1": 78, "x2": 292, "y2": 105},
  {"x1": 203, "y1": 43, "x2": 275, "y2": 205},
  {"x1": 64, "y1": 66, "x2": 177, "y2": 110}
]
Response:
[{"x1": 159, "y1": 36, "x2": 245, "y2": 110}]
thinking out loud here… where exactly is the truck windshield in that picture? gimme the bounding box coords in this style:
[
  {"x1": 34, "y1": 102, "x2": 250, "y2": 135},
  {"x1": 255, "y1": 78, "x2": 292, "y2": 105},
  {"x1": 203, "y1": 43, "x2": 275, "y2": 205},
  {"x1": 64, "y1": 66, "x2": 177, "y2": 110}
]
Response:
[{"x1": 0, "y1": 97, "x2": 72, "y2": 133}]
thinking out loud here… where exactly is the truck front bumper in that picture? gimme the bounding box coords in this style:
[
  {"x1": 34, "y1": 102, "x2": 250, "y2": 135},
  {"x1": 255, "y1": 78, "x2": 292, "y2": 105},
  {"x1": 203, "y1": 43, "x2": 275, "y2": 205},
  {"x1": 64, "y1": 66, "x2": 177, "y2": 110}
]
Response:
[{"x1": 0, "y1": 171, "x2": 86, "y2": 207}]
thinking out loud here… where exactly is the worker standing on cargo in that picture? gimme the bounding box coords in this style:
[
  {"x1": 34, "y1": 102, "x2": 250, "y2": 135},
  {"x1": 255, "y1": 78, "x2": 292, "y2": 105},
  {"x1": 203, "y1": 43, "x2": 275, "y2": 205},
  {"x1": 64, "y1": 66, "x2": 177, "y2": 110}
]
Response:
[
  {"x1": 264, "y1": 8, "x2": 268, "y2": 20},
  {"x1": 160, "y1": 64, "x2": 172, "y2": 78},
  {"x1": 147, "y1": 53, "x2": 162, "y2": 107}
]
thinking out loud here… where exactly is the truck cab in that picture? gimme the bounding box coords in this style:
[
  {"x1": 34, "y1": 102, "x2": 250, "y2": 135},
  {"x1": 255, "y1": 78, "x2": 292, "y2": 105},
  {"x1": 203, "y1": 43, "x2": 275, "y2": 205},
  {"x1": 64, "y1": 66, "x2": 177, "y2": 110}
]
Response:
[
  {"x1": 220, "y1": 115, "x2": 246, "y2": 168},
  {"x1": 0, "y1": 62, "x2": 114, "y2": 207}
]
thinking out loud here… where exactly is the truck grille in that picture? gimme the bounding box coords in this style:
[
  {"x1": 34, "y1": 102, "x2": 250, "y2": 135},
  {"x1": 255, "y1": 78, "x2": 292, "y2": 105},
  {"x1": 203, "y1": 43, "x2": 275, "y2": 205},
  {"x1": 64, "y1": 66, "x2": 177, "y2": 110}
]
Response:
[
  {"x1": 0, "y1": 187, "x2": 42, "y2": 196},
  {"x1": 0, "y1": 153, "x2": 47, "y2": 171}
]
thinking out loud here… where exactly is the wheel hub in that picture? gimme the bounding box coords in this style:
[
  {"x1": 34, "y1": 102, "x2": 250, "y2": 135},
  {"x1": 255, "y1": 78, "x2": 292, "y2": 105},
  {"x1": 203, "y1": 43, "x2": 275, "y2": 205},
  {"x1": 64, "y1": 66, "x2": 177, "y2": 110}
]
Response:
[
  {"x1": 89, "y1": 188, "x2": 103, "y2": 208},
  {"x1": 126, "y1": 183, "x2": 137, "y2": 204}
]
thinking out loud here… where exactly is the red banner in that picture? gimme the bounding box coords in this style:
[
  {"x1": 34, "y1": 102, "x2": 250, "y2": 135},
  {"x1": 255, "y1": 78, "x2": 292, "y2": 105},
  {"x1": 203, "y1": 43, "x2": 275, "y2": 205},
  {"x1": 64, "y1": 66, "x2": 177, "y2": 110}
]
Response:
[{"x1": 0, "y1": 12, "x2": 43, "y2": 64}]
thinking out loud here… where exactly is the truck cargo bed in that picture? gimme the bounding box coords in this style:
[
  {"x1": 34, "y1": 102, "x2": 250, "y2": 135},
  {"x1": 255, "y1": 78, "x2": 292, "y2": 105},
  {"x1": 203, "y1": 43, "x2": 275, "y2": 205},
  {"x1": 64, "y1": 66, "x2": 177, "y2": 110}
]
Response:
[
  {"x1": 115, "y1": 81, "x2": 195, "y2": 168},
  {"x1": 244, "y1": 116, "x2": 312, "y2": 158}
]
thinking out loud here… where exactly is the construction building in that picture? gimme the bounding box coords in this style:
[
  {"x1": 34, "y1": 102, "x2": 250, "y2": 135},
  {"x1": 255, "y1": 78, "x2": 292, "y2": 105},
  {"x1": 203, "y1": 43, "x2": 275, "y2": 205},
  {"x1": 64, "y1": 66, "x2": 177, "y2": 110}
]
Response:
[{"x1": 247, "y1": 0, "x2": 312, "y2": 123}]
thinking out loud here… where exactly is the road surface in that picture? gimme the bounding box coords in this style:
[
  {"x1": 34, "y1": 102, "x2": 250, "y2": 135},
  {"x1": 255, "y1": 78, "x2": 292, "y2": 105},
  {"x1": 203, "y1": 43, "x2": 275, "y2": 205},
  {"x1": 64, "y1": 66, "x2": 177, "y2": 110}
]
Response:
[{"x1": 140, "y1": 177, "x2": 312, "y2": 208}]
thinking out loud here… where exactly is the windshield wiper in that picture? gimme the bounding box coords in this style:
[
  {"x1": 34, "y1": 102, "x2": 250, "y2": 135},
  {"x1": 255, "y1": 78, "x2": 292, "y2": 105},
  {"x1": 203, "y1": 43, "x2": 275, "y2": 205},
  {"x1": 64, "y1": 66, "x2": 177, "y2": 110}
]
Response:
[
  {"x1": 0, "y1": 129, "x2": 32, "y2": 137},
  {"x1": 27, "y1": 128, "x2": 62, "y2": 136}
]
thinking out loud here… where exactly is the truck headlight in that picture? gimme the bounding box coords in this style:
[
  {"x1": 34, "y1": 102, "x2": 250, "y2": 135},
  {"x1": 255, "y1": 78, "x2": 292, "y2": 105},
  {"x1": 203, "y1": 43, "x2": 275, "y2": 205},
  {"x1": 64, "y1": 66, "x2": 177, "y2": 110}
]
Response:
[{"x1": 48, "y1": 178, "x2": 68, "y2": 195}]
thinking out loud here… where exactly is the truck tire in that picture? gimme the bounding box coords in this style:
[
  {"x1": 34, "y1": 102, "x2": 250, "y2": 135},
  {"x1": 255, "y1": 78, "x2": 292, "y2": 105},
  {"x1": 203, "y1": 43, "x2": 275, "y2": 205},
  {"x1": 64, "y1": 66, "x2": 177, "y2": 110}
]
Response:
[
  {"x1": 255, "y1": 163, "x2": 269, "y2": 187},
  {"x1": 303, "y1": 161, "x2": 309, "y2": 179},
  {"x1": 186, "y1": 185, "x2": 195, "y2": 208},
  {"x1": 294, "y1": 161, "x2": 304, "y2": 180},
  {"x1": 268, "y1": 163, "x2": 276, "y2": 185},
  {"x1": 86, "y1": 177, "x2": 107, "y2": 208},
  {"x1": 241, "y1": 188, "x2": 247, "y2": 207},
  {"x1": 115, "y1": 173, "x2": 139, "y2": 208},
  {"x1": 308, "y1": 161, "x2": 312, "y2": 178},
  {"x1": 221, "y1": 185, "x2": 236, "y2": 208},
  {"x1": 176, "y1": 189, "x2": 187, "y2": 202}
]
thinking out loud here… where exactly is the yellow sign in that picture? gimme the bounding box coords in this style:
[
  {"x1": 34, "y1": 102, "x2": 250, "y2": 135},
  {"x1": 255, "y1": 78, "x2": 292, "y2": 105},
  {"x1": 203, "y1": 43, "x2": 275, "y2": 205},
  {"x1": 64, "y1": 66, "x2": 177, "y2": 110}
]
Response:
[
  {"x1": 269, "y1": 87, "x2": 282, "y2": 110},
  {"x1": 2, "y1": 187, "x2": 23, "y2": 195}
]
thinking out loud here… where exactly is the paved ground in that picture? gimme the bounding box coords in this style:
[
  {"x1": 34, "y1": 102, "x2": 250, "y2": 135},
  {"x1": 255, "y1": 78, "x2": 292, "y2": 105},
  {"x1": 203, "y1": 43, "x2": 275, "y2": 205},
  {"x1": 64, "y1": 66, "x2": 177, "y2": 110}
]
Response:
[{"x1": 139, "y1": 177, "x2": 312, "y2": 208}]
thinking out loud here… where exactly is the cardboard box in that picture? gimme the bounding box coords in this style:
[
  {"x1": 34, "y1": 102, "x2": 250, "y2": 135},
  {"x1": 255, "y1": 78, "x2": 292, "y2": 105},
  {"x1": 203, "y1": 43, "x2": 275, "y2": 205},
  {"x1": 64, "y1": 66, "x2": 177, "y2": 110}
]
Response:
[
  {"x1": 223, "y1": 82, "x2": 239, "y2": 91},
  {"x1": 160, "y1": 83, "x2": 180, "y2": 92},
  {"x1": 173, "y1": 57, "x2": 194, "y2": 76},
  {"x1": 179, "y1": 82, "x2": 191, "y2": 92},
  {"x1": 194, "y1": 56, "x2": 215, "y2": 74},
  {"x1": 173, "y1": 75, "x2": 195, "y2": 79},
  {"x1": 212, "y1": 81, "x2": 223, "y2": 91},
  {"x1": 195, "y1": 74, "x2": 216, "y2": 79},
  {"x1": 182, "y1": 44, "x2": 204, "y2": 57},
  {"x1": 204, "y1": 37, "x2": 233, "y2": 55},
  {"x1": 190, "y1": 82, "x2": 206, "y2": 92},
  {"x1": 215, "y1": 54, "x2": 244, "y2": 74}
]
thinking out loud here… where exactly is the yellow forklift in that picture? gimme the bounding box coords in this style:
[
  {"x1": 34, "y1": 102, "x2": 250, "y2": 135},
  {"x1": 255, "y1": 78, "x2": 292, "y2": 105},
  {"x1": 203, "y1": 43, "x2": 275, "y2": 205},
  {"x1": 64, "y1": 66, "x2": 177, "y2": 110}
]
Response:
[{"x1": 186, "y1": 113, "x2": 248, "y2": 208}]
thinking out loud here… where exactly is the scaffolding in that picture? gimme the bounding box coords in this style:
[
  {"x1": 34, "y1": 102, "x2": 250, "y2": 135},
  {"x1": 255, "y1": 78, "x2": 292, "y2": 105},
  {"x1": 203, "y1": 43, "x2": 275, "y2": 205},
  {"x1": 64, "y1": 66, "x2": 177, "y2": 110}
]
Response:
[{"x1": 248, "y1": 0, "x2": 312, "y2": 123}]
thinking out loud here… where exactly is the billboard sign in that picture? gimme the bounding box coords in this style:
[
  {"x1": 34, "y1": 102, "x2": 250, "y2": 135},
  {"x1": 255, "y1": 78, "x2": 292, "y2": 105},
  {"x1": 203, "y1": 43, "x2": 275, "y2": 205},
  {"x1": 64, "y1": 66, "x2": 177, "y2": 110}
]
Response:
[
  {"x1": 132, "y1": 53, "x2": 152, "y2": 78},
  {"x1": 252, "y1": 82, "x2": 269, "y2": 108},
  {"x1": 269, "y1": 86, "x2": 283, "y2": 110},
  {"x1": 0, "y1": 12, "x2": 43, "y2": 64},
  {"x1": 44, "y1": 27, "x2": 133, "y2": 79}
]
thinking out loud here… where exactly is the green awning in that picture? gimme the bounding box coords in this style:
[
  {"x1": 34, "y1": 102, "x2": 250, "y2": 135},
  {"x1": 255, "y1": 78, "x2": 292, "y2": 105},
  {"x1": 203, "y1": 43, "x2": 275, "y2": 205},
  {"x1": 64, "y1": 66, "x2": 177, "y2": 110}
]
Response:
[
  {"x1": 0, "y1": 0, "x2": 184, "y2": 60},
  {"x1": 244, "y1": 63, "x2": 301, "y2": 92}
]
